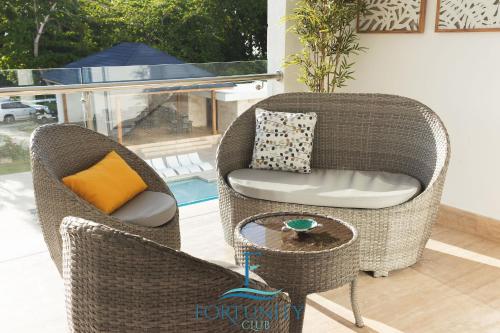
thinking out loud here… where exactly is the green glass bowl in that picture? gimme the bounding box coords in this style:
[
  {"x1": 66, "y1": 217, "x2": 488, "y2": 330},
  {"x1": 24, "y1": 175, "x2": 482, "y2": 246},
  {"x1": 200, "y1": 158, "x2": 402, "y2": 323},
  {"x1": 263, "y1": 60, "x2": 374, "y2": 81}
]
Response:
[{"x1": 282, "y1": 218, "x2": 322, "y2": 232}]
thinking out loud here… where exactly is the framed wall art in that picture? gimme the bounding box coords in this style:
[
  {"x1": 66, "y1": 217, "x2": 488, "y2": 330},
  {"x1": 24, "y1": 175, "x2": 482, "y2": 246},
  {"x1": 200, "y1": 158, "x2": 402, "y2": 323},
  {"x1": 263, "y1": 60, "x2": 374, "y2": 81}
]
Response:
[
  {"x1": 358, "y1": 0, "x2": 427, "y2": 33},
  {"x1": 436, "y1": 0, "x2": 500, "y2": 32}
]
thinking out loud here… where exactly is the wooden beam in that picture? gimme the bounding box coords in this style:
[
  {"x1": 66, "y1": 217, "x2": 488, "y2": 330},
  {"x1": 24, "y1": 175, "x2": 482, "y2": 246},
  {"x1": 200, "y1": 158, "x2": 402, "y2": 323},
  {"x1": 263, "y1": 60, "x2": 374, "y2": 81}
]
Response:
[
  {"x1": 211, "y1": 90, "x2": 217, "y2": 135},
  {"x1": 61, "y1": 94, "x2": 69, "y2": 123}
]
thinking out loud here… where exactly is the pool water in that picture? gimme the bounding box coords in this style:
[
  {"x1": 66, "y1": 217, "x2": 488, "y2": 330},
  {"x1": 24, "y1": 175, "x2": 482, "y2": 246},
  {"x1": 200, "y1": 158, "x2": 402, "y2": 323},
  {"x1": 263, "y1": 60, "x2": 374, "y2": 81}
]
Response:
[{"x1": 167, "y1": 178, "x2": 218, "y2": 206}]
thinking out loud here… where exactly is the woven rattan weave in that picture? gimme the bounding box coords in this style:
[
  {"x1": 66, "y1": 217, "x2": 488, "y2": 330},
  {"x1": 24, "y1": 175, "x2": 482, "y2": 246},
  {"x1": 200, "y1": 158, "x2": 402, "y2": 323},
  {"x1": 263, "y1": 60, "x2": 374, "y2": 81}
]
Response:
[
  {"x1": 234, "y1": 212, "x2": 364, "y2": 333},
  {"x1": 60, "y1": 216, "x2": 290, "y2": 332},
  {"x1": 217, "y1": 93, "x2": 450, "y2": 277},
  {"x1": 30, "y1": 124, "x2": 180, "y2": 275}
]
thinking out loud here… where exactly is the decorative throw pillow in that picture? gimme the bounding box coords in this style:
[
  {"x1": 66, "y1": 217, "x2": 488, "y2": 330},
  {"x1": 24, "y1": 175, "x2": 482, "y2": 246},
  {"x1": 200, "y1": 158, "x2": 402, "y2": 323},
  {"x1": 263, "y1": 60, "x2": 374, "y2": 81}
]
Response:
[
  {"x1": 62, "y1": 151, "x2": 148, "y2": 214},
  {"x1": 249, "y1": 108, "x2": 317, "y2": 173}
]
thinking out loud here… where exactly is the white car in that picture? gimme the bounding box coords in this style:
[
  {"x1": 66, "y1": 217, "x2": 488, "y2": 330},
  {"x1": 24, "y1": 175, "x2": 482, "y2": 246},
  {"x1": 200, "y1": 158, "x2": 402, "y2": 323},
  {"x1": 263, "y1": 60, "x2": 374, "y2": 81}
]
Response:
[
  {"x1": 32, "y1": 105, "x2": 57, "y2": 123},
  {"x1": 29, "y1": 104, "x2": 50, "y2": 113},
  {"x1": 0, "y1": 101, "x2": 36, "y2": 123}
]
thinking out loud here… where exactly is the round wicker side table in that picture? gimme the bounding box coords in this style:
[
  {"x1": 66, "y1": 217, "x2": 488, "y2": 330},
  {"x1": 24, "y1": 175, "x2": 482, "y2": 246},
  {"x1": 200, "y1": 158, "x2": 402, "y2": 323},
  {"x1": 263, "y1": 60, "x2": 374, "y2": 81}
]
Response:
[{"x1": 233, "y1": 212, "x2": 364, "y2": 333}]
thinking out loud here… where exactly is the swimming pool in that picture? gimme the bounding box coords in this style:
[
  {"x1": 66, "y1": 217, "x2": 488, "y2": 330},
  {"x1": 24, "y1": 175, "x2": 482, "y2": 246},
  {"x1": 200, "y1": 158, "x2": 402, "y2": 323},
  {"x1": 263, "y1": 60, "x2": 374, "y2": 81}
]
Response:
[{"x1": 167, "y1": 178, "x2": 218, "y2": 206}]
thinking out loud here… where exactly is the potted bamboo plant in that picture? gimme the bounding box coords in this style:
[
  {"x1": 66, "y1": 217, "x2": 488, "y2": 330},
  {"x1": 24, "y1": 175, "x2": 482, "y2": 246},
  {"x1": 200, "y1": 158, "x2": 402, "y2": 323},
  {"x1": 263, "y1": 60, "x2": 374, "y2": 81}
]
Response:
[{"x1": 286, "y1": 0, "x2": 367, "y2": 93}]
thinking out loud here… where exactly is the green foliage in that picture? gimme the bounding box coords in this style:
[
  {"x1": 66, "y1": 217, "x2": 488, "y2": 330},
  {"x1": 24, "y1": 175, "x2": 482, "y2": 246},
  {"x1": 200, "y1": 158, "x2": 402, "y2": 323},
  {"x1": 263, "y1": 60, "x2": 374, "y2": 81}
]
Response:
[
  {"x1": 84, "y1": 0, "x2": 267, "y2": 63},
  {"x1": 197, "y1": 60, "x2": 267, "y2": 76},
  {"x1": 286, "y1": 0, "x2": 367, "y2": 93},
  {"x1": 0, "y1": 0, "x2": 267, "y2": 69},
  {"x1": 0, "y1": 136, "x2": 29, "y2": 161},
  {"x1": 0, "y1": 133, "x2": 31, "y2": 175},
  {"x1": 207, "y1": 0, "x2": 267, "y2": 61},
  {"x1": 0, "y1": 135, "x2": 30, "y2": 175},
  {"x1": 0, "y1": 0, "x2": 91, "y2": 69}
]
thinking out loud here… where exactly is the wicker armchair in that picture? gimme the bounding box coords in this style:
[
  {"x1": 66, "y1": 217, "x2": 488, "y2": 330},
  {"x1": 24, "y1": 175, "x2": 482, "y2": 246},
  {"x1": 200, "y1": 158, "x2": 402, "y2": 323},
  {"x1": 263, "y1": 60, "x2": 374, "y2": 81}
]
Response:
[
  {"x1": 30, "y1": 124, "x2": 180, "y2": 275},
  {"x1": 217, "y1": 93, "x2": 450, "y2": 277},
  {"x1": 60, "y1": 217, "x2": 290, "y2": 333}
]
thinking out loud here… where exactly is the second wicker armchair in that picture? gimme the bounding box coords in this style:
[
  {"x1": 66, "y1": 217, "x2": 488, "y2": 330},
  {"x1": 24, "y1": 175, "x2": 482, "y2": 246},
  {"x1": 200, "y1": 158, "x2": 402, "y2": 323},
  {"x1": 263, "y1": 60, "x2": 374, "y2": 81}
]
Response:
[
  {"x1": 60, "y1": 216, "x2": 290, "y2": 332},
  {"x1": 30, "y1": 124, "x2": 180, "y2": 275}
]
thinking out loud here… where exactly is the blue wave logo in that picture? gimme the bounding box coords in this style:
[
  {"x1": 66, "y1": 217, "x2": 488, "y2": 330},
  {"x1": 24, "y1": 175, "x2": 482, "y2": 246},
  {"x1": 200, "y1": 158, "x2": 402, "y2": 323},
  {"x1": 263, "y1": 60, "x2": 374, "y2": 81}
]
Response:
[
  {"x1": 220, "y1": 252, "x2": 282, "y2": 301},
  {"x1": 220, "y1": 288, "x2": 282, "y2": 301}
]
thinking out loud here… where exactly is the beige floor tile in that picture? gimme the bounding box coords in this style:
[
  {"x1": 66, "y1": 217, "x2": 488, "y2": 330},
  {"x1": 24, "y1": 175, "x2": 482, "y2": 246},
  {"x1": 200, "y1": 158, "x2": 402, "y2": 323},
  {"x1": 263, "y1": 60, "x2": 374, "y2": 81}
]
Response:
[
  {"x1": 322, "y1": 240, "x2": 500, "y2": 333},
  {"x1": 1, "y1": 188, "x2": 499, "y2": 332},
  {"x1": 0, "y1": 252, "x2": 66, "y2": 333}
]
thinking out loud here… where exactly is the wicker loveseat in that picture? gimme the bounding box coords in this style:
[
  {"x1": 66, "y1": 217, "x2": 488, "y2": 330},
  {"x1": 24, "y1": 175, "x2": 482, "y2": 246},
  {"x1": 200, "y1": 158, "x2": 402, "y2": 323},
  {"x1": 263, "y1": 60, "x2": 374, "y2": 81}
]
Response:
[
  {"x1": 61, "y1": 217, "x2": 290, "y2": 332},
  {"x1": 30, "y1": 124, "x2": 180, "y2": 275},
  {"x1": 217, "y1": 93, "x2": 450, "y2": 277}
]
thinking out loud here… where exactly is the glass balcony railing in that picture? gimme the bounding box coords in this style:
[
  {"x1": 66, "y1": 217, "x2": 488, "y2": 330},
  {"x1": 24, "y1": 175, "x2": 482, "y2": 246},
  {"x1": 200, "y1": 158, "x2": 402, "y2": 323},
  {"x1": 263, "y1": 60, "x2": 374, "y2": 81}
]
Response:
[
  {"x1": 0, "y1": 68, "x2": 84, "y2": 87},
  {"x1": 0, "y1": 61, "x2": 280, "y2": 205},
  {"x1": 0, "y1": 60, "x2": 268, "y2": 87}
]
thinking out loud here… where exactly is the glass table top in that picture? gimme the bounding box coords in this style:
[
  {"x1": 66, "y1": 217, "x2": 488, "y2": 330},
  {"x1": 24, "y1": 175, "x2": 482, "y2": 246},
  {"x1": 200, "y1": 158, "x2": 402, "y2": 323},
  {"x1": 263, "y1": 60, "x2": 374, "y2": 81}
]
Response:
[{"x1": 240, "y1": 214, "x2": 354, "y2": 252}]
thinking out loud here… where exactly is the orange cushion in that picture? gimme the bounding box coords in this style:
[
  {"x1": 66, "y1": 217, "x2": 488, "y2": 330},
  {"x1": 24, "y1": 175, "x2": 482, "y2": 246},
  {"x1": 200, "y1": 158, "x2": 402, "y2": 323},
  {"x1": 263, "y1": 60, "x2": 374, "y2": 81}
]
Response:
[{"x1": 62, "y1": 151, "x2": 148, "y2": 214}]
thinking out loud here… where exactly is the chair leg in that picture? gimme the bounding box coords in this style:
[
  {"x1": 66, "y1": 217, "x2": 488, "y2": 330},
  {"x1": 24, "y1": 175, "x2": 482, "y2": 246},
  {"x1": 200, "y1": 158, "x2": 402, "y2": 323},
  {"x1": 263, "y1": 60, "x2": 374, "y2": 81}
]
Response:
[
  {"x1": 350, "y1": 278, "x2": 364, "y2": 328},
  {"x1": 288, "y1": 292, "x2": 307, "y2": 333}
]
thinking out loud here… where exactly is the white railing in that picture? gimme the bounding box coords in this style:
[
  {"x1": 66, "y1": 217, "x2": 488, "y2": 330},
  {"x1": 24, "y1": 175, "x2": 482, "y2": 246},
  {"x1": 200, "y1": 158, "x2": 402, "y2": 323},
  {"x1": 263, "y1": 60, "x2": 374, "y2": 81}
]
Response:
[{"x1": 0, "y1": 72, "x2": 282, "y2": 97}]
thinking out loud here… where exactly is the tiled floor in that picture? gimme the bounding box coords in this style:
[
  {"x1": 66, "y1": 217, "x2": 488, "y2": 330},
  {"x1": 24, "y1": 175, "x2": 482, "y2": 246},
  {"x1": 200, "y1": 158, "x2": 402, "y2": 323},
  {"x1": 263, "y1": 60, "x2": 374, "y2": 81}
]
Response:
[{"x1": 1, "y1": 172, "x2": 499, "y2": 332}]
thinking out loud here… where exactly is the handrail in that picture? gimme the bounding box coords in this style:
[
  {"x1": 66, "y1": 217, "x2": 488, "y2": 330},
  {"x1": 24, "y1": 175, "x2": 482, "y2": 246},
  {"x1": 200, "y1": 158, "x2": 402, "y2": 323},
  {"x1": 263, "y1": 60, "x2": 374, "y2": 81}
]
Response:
[{"x1": 0, "y1": 72, "x2": 282, "y2": 97}]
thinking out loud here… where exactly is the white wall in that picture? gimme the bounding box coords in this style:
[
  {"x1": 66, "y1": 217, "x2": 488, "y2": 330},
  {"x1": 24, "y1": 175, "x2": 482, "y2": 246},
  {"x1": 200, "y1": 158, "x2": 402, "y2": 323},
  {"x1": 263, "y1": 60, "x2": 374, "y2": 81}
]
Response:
[
  {"x1": 268, "y1": 1, "x2": 500, "y2": 220},
  {"x1": 217, "y1": 101, "x2": 238, "y2": 134},
  {"x1": 267, "y1": 0, "x2": 305, "y2": 95},
  {"x1": 56, "y1": 93, "x2": 84, "y2": 123},
  {"x1": 188, "y1": 95, "x2": 208, "y2": 127}
]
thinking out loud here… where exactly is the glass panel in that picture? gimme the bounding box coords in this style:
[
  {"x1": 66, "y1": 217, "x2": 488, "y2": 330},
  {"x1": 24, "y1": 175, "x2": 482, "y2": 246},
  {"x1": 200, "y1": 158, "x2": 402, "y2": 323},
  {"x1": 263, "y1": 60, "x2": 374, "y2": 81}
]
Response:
[
  {"x1": 81, "y1": 60, "x2": 267, "y2": 83},
  {"x1": 0, "y1": 61, "x2": 274, "y2": 206},
  {"x1": 0, "y1": 68, "x2": 83, "y2": 87}
]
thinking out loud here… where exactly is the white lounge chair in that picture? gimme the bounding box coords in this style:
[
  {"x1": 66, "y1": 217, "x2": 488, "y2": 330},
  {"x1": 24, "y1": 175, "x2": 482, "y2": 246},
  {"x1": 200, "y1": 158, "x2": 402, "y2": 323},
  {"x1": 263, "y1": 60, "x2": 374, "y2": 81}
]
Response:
[
  {"x1": 165, "y1": 156, "x2": 190, "y2": 175},
  {"x1": 162, "y1": 168, "x2": 177, "y2": 178},
  {"x1": 150, "y1": 158, "x2": 177, "y2": 178},
  {"x1": 178, "y1": 154, "x2": 202, "y2": 173},
  {"x1": 188, "y1": 152, "x2": 213, "y2": 171}
]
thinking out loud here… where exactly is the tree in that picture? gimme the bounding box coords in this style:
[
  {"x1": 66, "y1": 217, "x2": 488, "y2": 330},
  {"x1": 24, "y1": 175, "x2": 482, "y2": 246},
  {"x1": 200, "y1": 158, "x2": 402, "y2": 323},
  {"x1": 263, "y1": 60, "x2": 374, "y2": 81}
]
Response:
[
  {"x1": 0, "y1": 0, "x2": 92, "y2": 69},
  {"x1": 81, "y1": 0, "x2": 158, "y2": 50},
  {"x1": 0, "y1": 1, "x2": 35, "y2": 69},
  {"x1": 77, "y1": 0, "x2": 267, "y2": 63},
  {"x1": 209, "y1": 0, "x2": 267, "y2": 61},
  {"x1": 0, "y1": 0, "x2": 268, "y2": 69},
  {"x1": 132, "y1": 0, "x2": 267, "y2": 63},
  {"x1": 33, "y1": 1, "x2": 58, "y2": 58},
  {"x1": 286, "y1": 0, "x2": 366, "y2": 93}
]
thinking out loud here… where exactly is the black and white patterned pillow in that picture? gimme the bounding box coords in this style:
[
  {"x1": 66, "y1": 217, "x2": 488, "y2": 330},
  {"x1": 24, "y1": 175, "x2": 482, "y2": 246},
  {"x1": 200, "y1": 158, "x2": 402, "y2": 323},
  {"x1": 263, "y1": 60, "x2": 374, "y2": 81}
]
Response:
[{"x1": 249, "y1": 108, "x2": 317, "y2": 173}]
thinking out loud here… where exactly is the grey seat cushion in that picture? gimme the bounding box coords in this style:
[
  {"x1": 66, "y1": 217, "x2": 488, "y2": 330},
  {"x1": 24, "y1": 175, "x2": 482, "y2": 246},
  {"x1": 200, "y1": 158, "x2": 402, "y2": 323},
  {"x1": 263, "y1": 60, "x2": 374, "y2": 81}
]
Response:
[
  {"x1": 112, "y1": 191, "x2": 177, "y2": 227},
  {"x1": 228, "y1": 168, "x2": 421, "y2": 209}
]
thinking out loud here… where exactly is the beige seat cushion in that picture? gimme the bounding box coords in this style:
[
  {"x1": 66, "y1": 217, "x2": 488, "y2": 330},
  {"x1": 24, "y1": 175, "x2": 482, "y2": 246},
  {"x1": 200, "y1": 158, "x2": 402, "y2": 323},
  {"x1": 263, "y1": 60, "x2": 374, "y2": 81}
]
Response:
[
  {"x1": 228, "y1": 168, "x2": 421, "y2": 209},
  {"x1": 111, "y1": 191, "x2": 177, "y2": 227}
]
